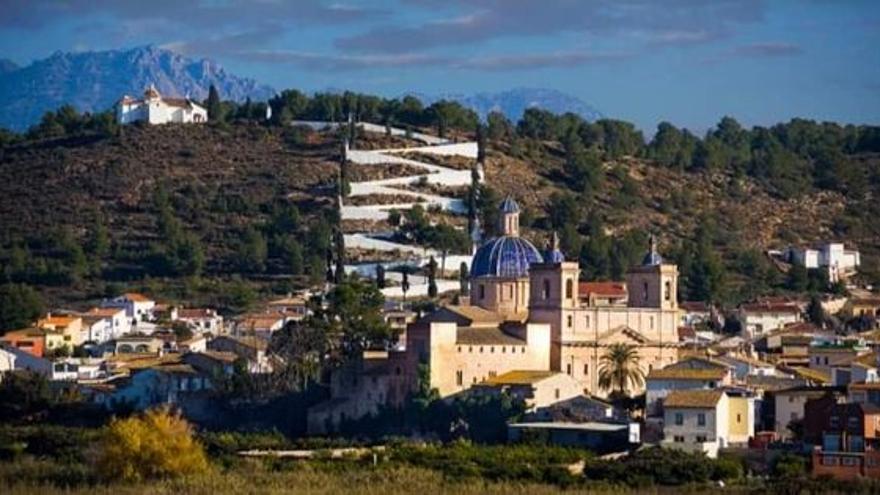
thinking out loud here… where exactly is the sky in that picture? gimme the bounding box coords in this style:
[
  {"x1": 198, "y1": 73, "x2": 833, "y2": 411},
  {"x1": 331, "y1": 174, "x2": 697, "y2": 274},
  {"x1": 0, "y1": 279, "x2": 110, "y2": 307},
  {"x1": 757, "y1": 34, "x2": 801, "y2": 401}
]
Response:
[{"x1": 0, "y1": 0, "x2": 879, "y2": 132}]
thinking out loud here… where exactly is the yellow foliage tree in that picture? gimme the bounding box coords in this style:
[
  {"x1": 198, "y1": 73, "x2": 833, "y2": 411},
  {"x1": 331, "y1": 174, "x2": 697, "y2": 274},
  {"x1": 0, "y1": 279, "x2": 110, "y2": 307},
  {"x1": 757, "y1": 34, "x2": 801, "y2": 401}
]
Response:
[{"x1": 97, "y1": 407, "x2": 210, "y2": 481}]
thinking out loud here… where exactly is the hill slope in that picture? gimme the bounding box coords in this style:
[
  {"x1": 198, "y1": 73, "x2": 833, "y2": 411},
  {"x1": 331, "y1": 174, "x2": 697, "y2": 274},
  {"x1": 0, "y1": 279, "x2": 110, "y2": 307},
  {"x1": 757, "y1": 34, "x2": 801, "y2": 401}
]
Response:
[{"x1": 0, "y1": 121, "x2": 877, "y2": 308}]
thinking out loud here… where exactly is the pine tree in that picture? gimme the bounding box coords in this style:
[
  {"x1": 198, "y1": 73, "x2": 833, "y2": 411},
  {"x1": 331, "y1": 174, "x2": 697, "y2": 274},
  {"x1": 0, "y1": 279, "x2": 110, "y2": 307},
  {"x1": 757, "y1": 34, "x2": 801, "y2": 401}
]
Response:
[
  {"x1": 376, "y1": 264, "x2": 386, "y2": 289},
  {"x1": 459, "y1": 262, "x2": 470, "y2": 296},
  {"x1": 206, "y1": 84, "x2": 222, "y2": 122},
  {"x1": 427, "y1": 256, "x2": 438, "y2": 298}
]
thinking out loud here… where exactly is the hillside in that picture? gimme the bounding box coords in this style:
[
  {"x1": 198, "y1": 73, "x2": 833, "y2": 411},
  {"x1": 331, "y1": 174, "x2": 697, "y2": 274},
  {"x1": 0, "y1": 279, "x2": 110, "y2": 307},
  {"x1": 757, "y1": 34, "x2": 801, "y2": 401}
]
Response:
[{"x1": 0, "y1": 115, "x2": 878, "y2": 310}]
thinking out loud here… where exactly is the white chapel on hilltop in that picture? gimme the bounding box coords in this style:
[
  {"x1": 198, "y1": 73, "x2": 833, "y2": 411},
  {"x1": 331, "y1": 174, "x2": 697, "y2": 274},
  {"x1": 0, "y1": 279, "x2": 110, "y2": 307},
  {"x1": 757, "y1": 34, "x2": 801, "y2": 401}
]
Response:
[{"x1": 116, "y1": 84, "x2": 208, "y2": 125}]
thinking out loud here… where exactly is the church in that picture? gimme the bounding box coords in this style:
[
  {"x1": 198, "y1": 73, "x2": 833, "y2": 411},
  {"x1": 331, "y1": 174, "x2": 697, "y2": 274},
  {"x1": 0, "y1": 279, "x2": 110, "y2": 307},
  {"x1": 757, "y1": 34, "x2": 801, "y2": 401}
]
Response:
[
  {"x1": 116, "y1": 84, "x2": 208, "y2": 125},
  {"x1": 468, "y1": 195, "x2": 681, "y2": 396},
  {"x1": 307, "y1": 195, "x2": 682, "y2": 432}
]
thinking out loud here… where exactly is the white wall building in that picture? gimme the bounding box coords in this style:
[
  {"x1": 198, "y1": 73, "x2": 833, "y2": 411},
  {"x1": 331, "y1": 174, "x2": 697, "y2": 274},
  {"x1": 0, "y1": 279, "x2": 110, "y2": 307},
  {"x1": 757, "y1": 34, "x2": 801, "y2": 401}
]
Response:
[
  {"x1": 117, "y1": 85, "x2": 208, "y2": 125},
  {"x1": 102, "y1": 293, "x2": 155, "y2": 322},
  {"x1": 662, "y1": 390, "x2": 729, "y2": 458},
  {"x1": 785, "y1": 242, "x2": 861, "y2": 283}
]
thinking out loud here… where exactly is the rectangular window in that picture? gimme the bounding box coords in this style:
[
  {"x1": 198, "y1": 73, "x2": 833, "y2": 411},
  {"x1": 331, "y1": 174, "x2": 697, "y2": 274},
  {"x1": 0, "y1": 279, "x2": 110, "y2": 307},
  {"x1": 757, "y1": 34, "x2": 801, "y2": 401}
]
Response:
[
  {"x1": 479, "y1": 285, "x2": 485, "y2": 300},
  {"x1": 697, "y1": 413, "x2": 706, "y2": 426},
  {"x1": 842, "y1": 457, "x2": 858, "y2": 467},
  {"x1": 567, "y1": 315, "x2": 573, "y2": 328},
  {"x1": 456, "y1": 370, "x2": 463, "y2": 386},
  {"x1": 583, "y1": 364, "x2": 589, "y2": 375},
  {"x1": 675, "y1": 413, "x2": 684, "y2": 426},
  {"x1": 674, "y1": 435, "x2": 684, "y2": 443},
  {"x1": 555, "y1": 388, "x2": 560, "y2": 399},
  {"x1": 566, "y1": 364, "x2": 572, "y2": 376},
  {"x1": 737, "y1": 413, "x2": 742, "y2": 423},
  {"x1": 696, "y1": 435, "x2": 707, "y2": 443}
]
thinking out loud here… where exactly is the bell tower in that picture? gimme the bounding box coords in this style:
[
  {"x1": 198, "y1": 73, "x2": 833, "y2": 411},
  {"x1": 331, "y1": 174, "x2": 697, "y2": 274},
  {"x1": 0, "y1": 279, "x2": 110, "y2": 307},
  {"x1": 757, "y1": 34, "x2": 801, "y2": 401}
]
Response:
[
  {"x1": 529, "y1": 233, "x2": 579, "y2": 371},
  {"x1": 625, "y1": 235, "x2": 678, "y2": 311}
]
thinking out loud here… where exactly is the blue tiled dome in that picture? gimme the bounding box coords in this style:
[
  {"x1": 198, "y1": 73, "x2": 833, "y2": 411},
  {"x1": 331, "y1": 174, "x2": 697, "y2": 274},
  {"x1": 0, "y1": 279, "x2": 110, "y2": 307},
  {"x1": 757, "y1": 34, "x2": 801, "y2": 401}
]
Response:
[
  {"x1": 642, "y1": 251, "x2": 664, "y2": 266},
  {"x1": 499, "y1": 195, "x2": 520, "y2": 214},
  {"x1": 544, "y1": 248, "x2": 565, "y2": 264},
  {"x1": 471, "y1": 236, "x2": 543, "y2": 278},
  {"x1": 642, "y1": 235, "x2": 664, "y2": 265}
]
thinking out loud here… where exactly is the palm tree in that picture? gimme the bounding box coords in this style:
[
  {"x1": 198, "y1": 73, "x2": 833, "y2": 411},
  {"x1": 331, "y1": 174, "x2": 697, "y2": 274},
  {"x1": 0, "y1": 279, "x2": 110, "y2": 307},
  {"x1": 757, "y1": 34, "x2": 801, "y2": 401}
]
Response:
[{"x1": 597, "y1": 343, "x2": 645, "y2": 397}]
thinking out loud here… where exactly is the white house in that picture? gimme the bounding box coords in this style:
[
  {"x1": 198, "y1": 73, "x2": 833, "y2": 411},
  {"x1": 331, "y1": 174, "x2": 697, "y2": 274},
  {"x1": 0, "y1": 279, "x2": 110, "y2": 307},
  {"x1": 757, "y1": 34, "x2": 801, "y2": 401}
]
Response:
[
  {"x1": 102, "y1": 293, "x2": 155, "y2": 323},
  {"x1": 84, "y1": 307, "x2": 130, "y2": 340},
  {"x1": 0, "y1": 346, "x2": 16, "y2": 379},
  {"x1": 785, "y1": 242, "x2": 861, "y2": 283},
  {"x1": 662, "y1": 390, "x2": 729, "y2": 458},
  {"x1": 117, "y1": 85, "x2": 208, "y2": 125},
  {"x1": 175, "y1": 308, "x2": 224, "y2": 334},
  {"x1": 739, "y1": 302, "x2": 801, "y2": 338}
]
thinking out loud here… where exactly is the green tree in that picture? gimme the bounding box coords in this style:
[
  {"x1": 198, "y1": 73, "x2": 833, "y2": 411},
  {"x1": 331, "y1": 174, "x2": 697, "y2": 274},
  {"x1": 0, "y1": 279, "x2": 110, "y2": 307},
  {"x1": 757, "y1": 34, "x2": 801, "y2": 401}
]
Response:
[
  {"x1": 375, "y1": 264, "x2": 386, "y2": 289},
  {"x1": 597, "y1": 343, "x2": 644, "y2": 397},
  {"x1": 427, "y1": 256, "x2": 438, "y2": 299},
  {"x1": 0, "y1": 283, "x2": 43, "y2": 333},
  {"x1": 237, "y1": 227, "x2": 267, "y2": 273},
  {"x1": 807, "y1": 295, "x2": 826, "y2": 327},
  {"x1": 786, "y1": 262, "x2": 809, "y2": 292},
  {"x1": 206, "y1": 84, "x2": 223, "y2": 122},
  {"x1": 0, "y1": 370, "x2": 53, "y2": 421},
  {"x1": 459, "y1": 262, "x2": 469, "y2": 296}
]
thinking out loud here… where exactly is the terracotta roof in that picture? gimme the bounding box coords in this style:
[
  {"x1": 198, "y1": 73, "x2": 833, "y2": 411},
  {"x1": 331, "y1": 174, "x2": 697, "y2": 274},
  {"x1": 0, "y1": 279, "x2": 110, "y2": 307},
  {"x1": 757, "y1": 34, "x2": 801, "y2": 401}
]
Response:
[
  {"x1": 648, "y1": 368, "x2": 727, "y2": 381},
  {"x1": 456, "y1": 327, "x2": 526, "y2": 346},
  {"x1": 178, "y1": 308, "x2": 216, "y2": 319},
  {"x1": 87, "y1": 307, "x2": 125, "y2": 317},
  {"x1": 37, "y1": 315, "x2": 80, "y2": 327},
  {"x1": 239, "y1": 314, "x2": 285, "y2": 329},
  {"x1": 123, "y1": 293, "x2": 152, "y2": 302},
  {"x1": 478, "y1": 370, "x2": 558, "y2": 386},
  {"x1": 579, "y1": 282, "x2": 627, "y2": 298},
  {"x1": 681, "y1": 301, "x2": 711, "y2": 312},
  {"x1": 678, "y1": 326, "x2": 696, "y2": 339},
  {"x1": 664, "y1": 390, "x2": 724, "y2": 409}
]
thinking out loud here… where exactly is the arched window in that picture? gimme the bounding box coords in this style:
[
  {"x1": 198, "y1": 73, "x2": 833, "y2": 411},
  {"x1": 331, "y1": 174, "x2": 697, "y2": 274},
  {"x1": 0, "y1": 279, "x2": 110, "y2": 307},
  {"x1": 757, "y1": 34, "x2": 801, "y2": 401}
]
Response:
[
  {"x1": 565, "y1": 279, "x2": 573, "y2": 299},
  {"x1": 643, "y1": 282, "x2": 649, "y2": 301},
  {"x1": 664, "y1": 280, "x2": 672, "y2": 301},
  {"x1": 543, "y1": 279, "x2": 550, "y2": 299}
]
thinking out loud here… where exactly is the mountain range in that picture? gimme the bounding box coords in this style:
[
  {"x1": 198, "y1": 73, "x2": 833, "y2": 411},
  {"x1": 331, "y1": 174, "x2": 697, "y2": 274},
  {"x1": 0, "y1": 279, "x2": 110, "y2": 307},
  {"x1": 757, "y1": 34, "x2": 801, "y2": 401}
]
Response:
[
  {"x1": 0, "y1": 45, "x2": 602, "y2": 131},
  {"x1": 407, "y1": 88, "x2": 603, "y2": 122}
]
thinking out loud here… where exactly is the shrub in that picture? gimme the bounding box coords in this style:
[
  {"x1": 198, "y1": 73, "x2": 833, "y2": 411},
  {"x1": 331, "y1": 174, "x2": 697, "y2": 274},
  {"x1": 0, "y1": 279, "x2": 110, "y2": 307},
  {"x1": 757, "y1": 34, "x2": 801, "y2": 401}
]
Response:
[{"x1": 96, "y1": 407, "x2": 210, "y2": 482}]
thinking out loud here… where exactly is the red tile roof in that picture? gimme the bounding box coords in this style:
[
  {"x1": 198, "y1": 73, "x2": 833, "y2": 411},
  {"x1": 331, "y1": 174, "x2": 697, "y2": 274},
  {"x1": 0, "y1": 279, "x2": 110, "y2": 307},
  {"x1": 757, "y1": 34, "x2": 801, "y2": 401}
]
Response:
[{"x1": 579, "y1": 282, "x2": 626, "y2": 298}]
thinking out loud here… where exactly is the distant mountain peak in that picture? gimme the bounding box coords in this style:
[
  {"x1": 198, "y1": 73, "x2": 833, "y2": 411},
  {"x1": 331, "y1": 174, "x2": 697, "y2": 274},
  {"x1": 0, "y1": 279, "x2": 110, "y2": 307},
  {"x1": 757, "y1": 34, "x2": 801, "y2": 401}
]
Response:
[
  {"x1": 404, "y1": 87, "x2": 603, "y2": 122},
  {"x1": 0, "y1": 45, "x2": 276, "y2": 131}
]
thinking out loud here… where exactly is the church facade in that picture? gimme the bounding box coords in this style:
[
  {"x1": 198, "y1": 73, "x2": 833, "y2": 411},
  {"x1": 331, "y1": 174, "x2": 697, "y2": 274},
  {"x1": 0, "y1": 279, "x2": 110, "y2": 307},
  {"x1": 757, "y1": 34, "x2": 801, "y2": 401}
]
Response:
[{"x1": 469, "y1": 197, "x2": 681, "y2": 397}]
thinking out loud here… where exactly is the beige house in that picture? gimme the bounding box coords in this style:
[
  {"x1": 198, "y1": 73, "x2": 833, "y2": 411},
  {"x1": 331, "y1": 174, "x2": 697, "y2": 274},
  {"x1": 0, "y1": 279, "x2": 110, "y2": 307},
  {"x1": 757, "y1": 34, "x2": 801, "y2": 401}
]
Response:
[
  {"x1": 36, "y1": 315, "x2": 84, "y2": 347},
  {"x1": 662, "y1": 390, "x2": 729, "y2": 458},
  {"x1": 472, "y1": 370, "x2": 582, "y2": 410}
]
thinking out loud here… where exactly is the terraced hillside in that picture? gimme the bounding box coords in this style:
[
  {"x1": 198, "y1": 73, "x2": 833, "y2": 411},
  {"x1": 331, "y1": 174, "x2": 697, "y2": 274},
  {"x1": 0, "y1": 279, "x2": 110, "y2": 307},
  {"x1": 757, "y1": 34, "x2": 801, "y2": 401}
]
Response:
[{"x1": 0, "y1": 119, "x2": 877, "y2": 309}]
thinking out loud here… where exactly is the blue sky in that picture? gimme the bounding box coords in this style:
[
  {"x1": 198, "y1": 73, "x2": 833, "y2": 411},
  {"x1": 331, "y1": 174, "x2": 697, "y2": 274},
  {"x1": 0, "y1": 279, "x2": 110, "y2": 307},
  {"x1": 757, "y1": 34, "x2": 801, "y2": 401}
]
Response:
[{"x1": 1, "y1": 0, "x2": 878, "y2": 132}]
